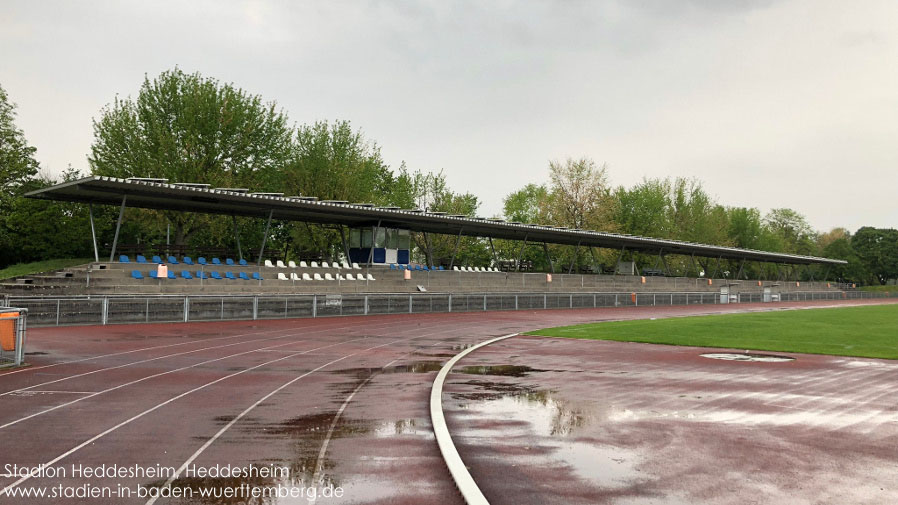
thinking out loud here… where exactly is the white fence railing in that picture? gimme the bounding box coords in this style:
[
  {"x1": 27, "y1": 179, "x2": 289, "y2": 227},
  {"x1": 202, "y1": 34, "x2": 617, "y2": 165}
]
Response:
[{"x1": 4, "y1": 290, "x2": 891, "y2": 328}]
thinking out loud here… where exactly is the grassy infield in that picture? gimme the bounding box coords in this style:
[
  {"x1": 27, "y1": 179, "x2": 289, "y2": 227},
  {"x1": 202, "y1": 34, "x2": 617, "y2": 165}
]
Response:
[{"x1": 528, "y1": 303, "x2": 898, "y2": 360}]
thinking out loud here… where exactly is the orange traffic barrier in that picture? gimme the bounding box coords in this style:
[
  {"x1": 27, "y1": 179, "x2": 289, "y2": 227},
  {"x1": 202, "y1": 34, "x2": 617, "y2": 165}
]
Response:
[
  {"x1": 630, "y1": 292, "x2": 637, "y2": 304},
  {"x1": 0, "y1": 312, "x2": 18, "y2": 352}
]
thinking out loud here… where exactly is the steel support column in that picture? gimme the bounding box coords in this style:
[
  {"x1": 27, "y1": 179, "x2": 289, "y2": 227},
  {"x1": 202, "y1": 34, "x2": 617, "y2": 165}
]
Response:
[
  {"x1": 232, "y1": 215, "x2": 243, "y2": 260},
  {"x1": 424, "y1": 232, "x2": 435, "y2": 268},
  {"x1": 615, "y1": 246, "x2": 626, "y2": 275},
  {"x1": 338, "y1": 226, "x2": 350, "y2": 263},
  {"x1": 568, "y1": 241, "x2": 580, "y2": 274},
  {"x1": 257, "y1": 210, "x2": 273, "y2": 264},
  {"x1": 108, "y1": 195, "x2": 127, "y2": 262},
  {"x1": 88, "y1": 203, "x2": 99, "y2": 262},
  {"x1": 488, "y1": 236, "x2": 498, "y2": 268},
  {"x1": 515, "y1": 233, "x2": 529, "y2": 272},
  {"x1": 367, "y1": 219, "x2": 382, "y2": 267},
  {"x1": 543, "y1": 242, "x2": 554, "y2": 273},
  {"x1": 448, "y1": 227, "x2": 463, "y2": 270}
]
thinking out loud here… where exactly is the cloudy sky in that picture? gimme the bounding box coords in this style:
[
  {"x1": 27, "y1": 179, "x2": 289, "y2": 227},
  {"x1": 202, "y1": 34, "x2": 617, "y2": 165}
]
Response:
[{"x1": 2, "y1": 0, "x2": 896, "y2": 232}]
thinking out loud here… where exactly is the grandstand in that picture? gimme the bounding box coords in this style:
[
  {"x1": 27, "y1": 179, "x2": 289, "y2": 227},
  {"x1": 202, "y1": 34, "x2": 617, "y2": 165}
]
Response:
[{"x1": 3, "y1": 176, "x2": 846, "y2": 303}]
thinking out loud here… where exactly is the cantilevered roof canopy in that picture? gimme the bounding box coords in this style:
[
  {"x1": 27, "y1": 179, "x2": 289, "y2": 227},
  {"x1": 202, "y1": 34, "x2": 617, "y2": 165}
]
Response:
[{"x1": 26, "y1": 176, "x2": 845, "y2": 266}]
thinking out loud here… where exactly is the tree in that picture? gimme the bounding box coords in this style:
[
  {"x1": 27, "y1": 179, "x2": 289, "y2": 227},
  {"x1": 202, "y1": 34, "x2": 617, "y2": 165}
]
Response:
[
  {"x1": 614, "y1": 178, "x2": 671, "y2": 238},
  {"x1": 545, "y1": 157, "x2": 615, "y2": 231},
  {"x1": 763, "y1": 208, "x2": 818, "y2": 255},
  {"x1": 503, "y1": 184, "x2": 548, "y2": 224},
  {"x1": 851, "y1": 227, "x2": 898, "y2": 284},
  {"x1": 89, "y1": 68, "x2": 294, "y2": 246},
  {"x1": 0, "y1": 83, "x2": 42, "y2": 266}
]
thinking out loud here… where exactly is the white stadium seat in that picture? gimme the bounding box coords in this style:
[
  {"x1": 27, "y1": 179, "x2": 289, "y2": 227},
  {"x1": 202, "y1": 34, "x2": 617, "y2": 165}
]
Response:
[
  {"x1": 352, "y1": 262, "x2": 361, "y2": 270},
  {"x1": 277, "y1": 272, "x2": 288, "y2": 280},
  {"x1": 264, "y1": 260, "x2": 275, "y2": 268},
  {"x1": 313, "y1": 273, "x2": 323, "y2": 281},
  {"x1": 302, "y1": 273, "x2": 312, "y2": 281},
  {"x1": 453, "y1": 266, "x2": 460, "y2": 271},
  {"x1": 345, "y1": 273, "x2": 355, "y2": 281},
  {"x1": 333, "y1": 262, "x2": 341, "y2": 269},
  {"x1": 310, "y1": 261, "x2": 319, "y2": 268},
  {"x1": 324, "y1": 273, "x2": 335, "y2": 281},
  {"x1": 337, "y1": 274, "x2": 344, "y2": 280},
  {"x1": 291, "y1": 273, "x2": 300, "y2": 281},
  {"x1": 276, "y1": 260, "x2": 286, "y2": 268},
  {"x1": 299, "y1": 261, "x2": 308, "y2": 268},
  {"x1": 288, "y1": 260, "x2": 297, "y2": 268},
  {"x1": 366, "y1": 273, "x2": 375, "y2": 281},
  {"x1": 342, "y1": 261, "x2": 351, "y2": 269},
  {"x1": 322, "y1": 261, "x2": 330, "y2": 268}
]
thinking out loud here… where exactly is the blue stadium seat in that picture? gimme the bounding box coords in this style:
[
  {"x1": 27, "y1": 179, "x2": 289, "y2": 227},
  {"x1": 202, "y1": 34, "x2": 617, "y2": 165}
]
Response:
[
  {"x1": 210, "y1": 271, "x2": 222, "y2": 279},
  {"x1": 252, "y1": 272, "x2": 263, "y2": 280},
  {"x1": 119, "y1": 255, "x2": 130, "y2": 263},
  {"x1": 239, "y1": 272, "x2": 250, "y2": 280},
  {"x1": 197, "y1": 257, "x2": 207, "y2": 265},
  {"x1": 136, "y1": 255, "x2": 147, "y2": 264},
  {"x1": 415, "y1": 265, "x2": 423, "y2": 271},
  {"x1": 390, "y1": 264, "x2": 397, "y2": 270},
  {"x1": 149, "y1": 270, "x2": 158, "y2": 279},
  {"x1": 239, "y1": 259, "x2": 248, "y2": 266},
  {"x1": 438, "y1": 266, "x2": 445, "y2": 271},
  {"x1": 131, "y1": 270, "x2": 144, "y2": 279},
  {"x1": 152, "y1": 255, "x2": 163, "y2": 264},
  {"x1": 226, "y1": 258, "x2": 235, "y2": 265},
  {"x1": 196, "y1": 271, "x2": 209, "y2": 279},
  {"x1": 181, "y1": 270, "x2": 193, "y2": 279},
  {"x1": 183, "y1": 256, "x2": 194, "y2": 265},
  {"x1": 211, "y1": 257, "x2": 221, "y2": 265},
  {"x1": 167, "y1": 271, "x2": 176, "y2": 279},
  {"x1": 225, "y1": 272, "x2": 237, "y2": 280},
  {"x1": 167, "y1": 256, "x2": 179, "y2": 264}
]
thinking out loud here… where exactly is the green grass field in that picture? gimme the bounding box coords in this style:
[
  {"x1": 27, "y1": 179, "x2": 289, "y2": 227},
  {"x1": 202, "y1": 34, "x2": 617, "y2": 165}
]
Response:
[
  {"x1": 0, "y1": 258, "x2": 91, "y2": 281},
  {"x1": 527, "y1": 303, "x2": 898, "y2": 359}
]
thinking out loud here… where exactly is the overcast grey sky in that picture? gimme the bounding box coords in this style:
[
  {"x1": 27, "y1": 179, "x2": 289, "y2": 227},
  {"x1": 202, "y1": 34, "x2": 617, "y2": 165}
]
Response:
[{"x1": 2, "y1": 0, "x2": 896, "y2": 232}]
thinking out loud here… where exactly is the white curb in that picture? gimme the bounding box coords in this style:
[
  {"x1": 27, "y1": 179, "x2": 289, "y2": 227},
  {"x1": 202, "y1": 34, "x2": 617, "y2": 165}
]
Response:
[{"x1": 430, "y1": 333, "x2": 519, "y2": 505}]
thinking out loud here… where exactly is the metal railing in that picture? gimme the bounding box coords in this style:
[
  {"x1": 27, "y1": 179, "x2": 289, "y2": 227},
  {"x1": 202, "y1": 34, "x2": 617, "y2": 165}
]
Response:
[
  {"x1": 5, "y1": 290, "x2": 895, "y2": 328},
  {"x1": 0, "y1": 307, "x2": 28, "y2": 367}
]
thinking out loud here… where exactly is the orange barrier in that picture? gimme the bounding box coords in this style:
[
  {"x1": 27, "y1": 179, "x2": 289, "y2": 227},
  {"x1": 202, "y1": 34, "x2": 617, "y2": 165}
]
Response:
[
  {"x1": 630, "y1": 292, "x2": 637, "y2": 304},
  {"x1": 0, "y1": 312, "x2": 18, "y2": 352}
]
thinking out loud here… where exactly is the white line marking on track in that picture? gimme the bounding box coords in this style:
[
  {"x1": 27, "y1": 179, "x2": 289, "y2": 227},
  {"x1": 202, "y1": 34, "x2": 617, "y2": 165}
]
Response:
[
  {"x1": 144, "y1": 333, "x2": 446, "y2": 505},
  {"x1": 0, "y1": 336, "x2": 371, "y2": 495}
]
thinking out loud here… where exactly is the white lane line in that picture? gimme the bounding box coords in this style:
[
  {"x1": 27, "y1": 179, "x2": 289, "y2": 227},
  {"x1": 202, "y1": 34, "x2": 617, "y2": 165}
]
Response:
[
  {"x1": 0, "y1": 326, "x2": 326, "y2": 397},
  {"x1": 0, "y1": 336, "x2": 372, "y2": 495},
  {"x1": 0, "y1": 323, "x2": 313, "y2": 379},
  {"x1": 13, "y1": 390, "x2": 98, "y2": 395},
  {"x1": 144, "y1": 333, "x2": 445, "y2": 505},
  {"x1": 0, "y1": 330, "x2": 371, "y2": 430},
  {"x1": 430, "y1": 333, "x2": 518, "y2": 505}
]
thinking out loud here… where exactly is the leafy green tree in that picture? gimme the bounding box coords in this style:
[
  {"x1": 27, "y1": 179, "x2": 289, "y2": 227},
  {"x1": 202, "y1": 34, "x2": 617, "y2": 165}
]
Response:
[
  {"x1": 763, "y1": 208, "x2": 818, "y2": 255},
  {"x1": 851, "y1": 227, "x2": 898, "y2": 284},
  {"x1": 0, "y1": 83, "x2": 43, "y2": 266},
  {"x1": 503, "y1": 183, "x2": 548, "y2": 224},
  {"x1": 89, "y1": 68, "x2": 294, "y2": 246},
  {"x1": 614, "y1": 178, "x2": 671, "y2": 238}
]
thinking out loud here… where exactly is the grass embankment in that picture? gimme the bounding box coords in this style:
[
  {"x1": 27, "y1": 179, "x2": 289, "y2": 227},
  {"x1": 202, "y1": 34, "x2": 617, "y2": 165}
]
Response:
[
  {"x1": 527, "y1": 304, "x2": 898, "y2": 359},
  {"x1": 0, "y1": 258, "x2": 92, "y2": 281},
  {"x1": 860, "y1": 285, "x2": 897, "y2": 293}
]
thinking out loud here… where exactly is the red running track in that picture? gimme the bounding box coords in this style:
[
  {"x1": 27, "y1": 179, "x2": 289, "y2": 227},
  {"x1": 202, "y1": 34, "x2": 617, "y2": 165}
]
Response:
[{"x1": 0, "y1": 299, "x2": 894, "y2": 504}]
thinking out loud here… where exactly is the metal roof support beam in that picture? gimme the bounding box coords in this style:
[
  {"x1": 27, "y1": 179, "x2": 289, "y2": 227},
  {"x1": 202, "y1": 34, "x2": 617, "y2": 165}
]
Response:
[
  {"x1": 713, "y1": 256, "x2": 722, "y2": 278},
  {"x1": 449, "y1": 227, "x2": 463, "y2": 270},
  {"x1": 515, "y1": 233, "x2": 529, "y2": 272},
  {"x1": 589, "y1": 246, "x2": 599, "y2": 274},
  {"x1": 232, "y1": 215, "x2": 243, "y2": 261},
  {"x1": 822, "y1": 265, "x2": 831, "y2": 282},
  {"x1": 568, "y1": 241, "x2": 581, "y2": 274},
  {"x1": 424, "y1": 232, "x2": 435, "y2": 268},
  {"x1": 488, "y1": 237, "x2": 498, "y2": 268},
  {"x1": 108, "y1": 195, "x2": 127, "y2": 262},
  {"x1": 615, "y1": 246, "x2": 627, "y2": 275},
  {"x1": 661, "y1": 252, "x2": 672, "y2": 277},
  {"x1": 338, "y1": 226, "x2": 350, "y2": 263},
  {"x1": 88, "y1": 203, "x2": 99, "y2": 263},
  {"x1": 543, "y1": 242, "x2": 554, "y2": 274},
  {"x1": 736, "y1": 258, "x2": 746, "y2": 280},
  {"x1": 774, "y1": 262, "x2": 781, "y2": 281},
  {"x1": 367, "y1": 220, "x2": 382, "y2": 267},
  {"x1": 257, "y1": 210, "x2": 273, "y2": 264},
  {"x1": 689, "y1": 254, "x2": 698, "y2": 277}
]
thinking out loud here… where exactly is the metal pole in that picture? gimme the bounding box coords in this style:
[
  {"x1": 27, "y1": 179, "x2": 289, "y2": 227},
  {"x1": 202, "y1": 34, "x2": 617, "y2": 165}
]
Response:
[
  {"x1": 661, "y1": 253, "x2": 672, "y2": 277},
  {"x1": 88, "y1": 204, "x2": 99, "y2": 262},
  {"x1": 367, "y1": 220, "x2": 382, "y2": 267},
  {"x1": 338, "y1": 226, "x2": 351, "y2": 264},
  {"x1": 488, "y1": 237, "x2": 498, "y2": 268},
  {"x1": 109, "y1": 195, "x2": 127, "y2": 261},
  {"x1": 257, "y1": 209, "x2": 274, "y2": 264},
  {"x1": 543, "y1": 242, "x2": 554, "y2": 273},
  {"x1": 448, "y1": 227, "x2": 463, "y2": 270},
  {"x1": 568, "y1": 241, "x2": 580, "y2": 274},
  {"x1": 515, "y1": 233, "x2": 529, "y2": 272},
  {"x1": 614, "y1": 246, "x2": 626, "y2": 275},
  {"x1": 689, "y1": 254, "x2": 698, "y2": 277},
  {"x1": 232, "y1": 215, "x2": 243, "y2": 260},
  {"x1": 424, "y1": 232, "x2": 434, "y2": 268}
]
